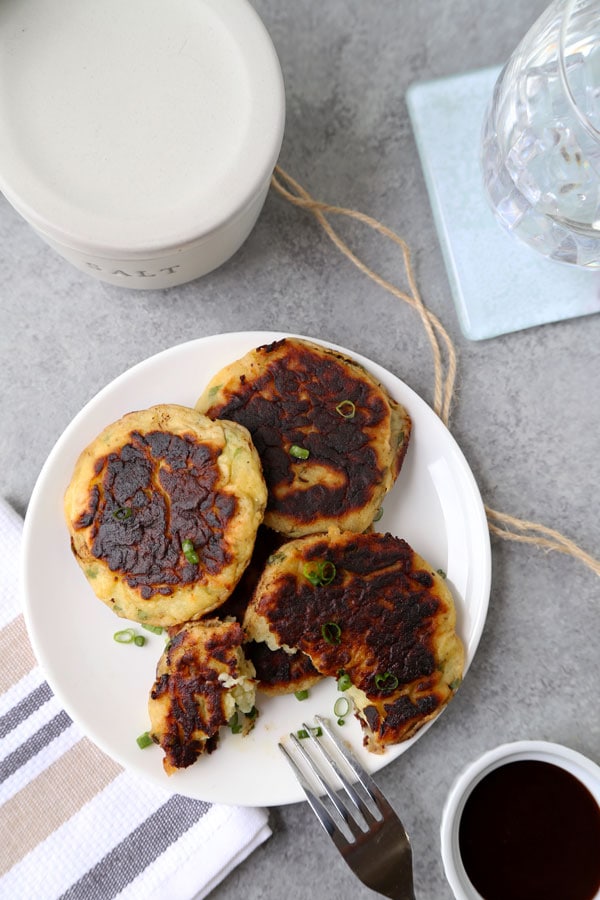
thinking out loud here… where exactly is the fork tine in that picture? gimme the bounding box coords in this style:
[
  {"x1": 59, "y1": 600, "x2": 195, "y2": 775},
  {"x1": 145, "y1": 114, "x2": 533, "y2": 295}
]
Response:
[
  {"x1": 302, "y1": 720, "x2": 379, "y2": 828},
  {"x1": 289, "y1": 730, "x2": 366, "y2": 839},
  {"x1": 280, "y1": 718, "x2": 415, "y2": 900},
  {"x1": 278, "y1": 741, "x2": 350, "y2": 850},
  {"x1": 314, "y1": 715, "x2": 396, "y2": 816}
]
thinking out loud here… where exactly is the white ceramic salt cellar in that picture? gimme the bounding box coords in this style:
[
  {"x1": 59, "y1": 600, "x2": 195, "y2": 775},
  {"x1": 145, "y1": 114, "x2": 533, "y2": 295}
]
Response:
[{"x1": 0, "y1": 0, "x2": 285, "y2": 288}]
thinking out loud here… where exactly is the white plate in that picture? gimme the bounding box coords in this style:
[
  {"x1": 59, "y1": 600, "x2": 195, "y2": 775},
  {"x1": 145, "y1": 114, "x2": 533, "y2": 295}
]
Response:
[{"x1": 22, "y1": 332, "x2": 491, "y2": 807}]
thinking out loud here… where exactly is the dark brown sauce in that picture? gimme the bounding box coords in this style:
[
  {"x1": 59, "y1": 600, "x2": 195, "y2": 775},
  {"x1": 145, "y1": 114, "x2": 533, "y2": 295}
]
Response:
[{"x1": 458, "y1": 759, "x2": 600, "y2": 900}]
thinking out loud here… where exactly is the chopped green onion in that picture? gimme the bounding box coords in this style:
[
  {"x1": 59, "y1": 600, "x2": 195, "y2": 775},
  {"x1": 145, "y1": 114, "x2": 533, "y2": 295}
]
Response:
[
  {"x1": 333, "y1": 697, "x2": 350, "y2": 718},
  {"x1": 337, "y1": 718, "x2": 346, "y2": 726},
  {"x1": 335, "y1": 400, "x2": 356, "y2": 418},
  {"x1": 373, "y1": 507, "x2": 384, "y2": 522},
  {"x1": 114, "y1": 628, "x2": 148, "y2": 647},
  {"x1": 318, "y1": 561, "x2": 336, "y2": 585},
  {"x1": 449, "y1": 678, "x2": 462, "y2": 691},
  {"x1": 182, "y1": 538, "x2": 199, "y2": 565},
  {"x1": 246, "y1": 706, "x2": 258, "y2": 719},
  {"x1": 113, "y1": 506, "x2": 132, "y2": 521},
  {"x1": 267, "y1": 551, "x2": 286, "y2": 564},
  {"x1": 142, "y1": 624, "x2": 164, "y2": 634},
  {"x1": 113, "y1": 628, "x2": 135, "y2": 644},
  {"x1": 289, "y1": 444, "x2": 310, "y2": 460},
  {"x1": 436, "y1": 568, "x2": 447, "y2": 579},
  {"x1": 302, "y1": 563, "x2": 321, "y2": 586},
  {"x1": 374, "y1": 672, "x2": 399, "y2": 692},
  {"x1": 229, "y1": 712, "x2": 243, "y2": 734},
  {"x1": 136, "y1": 731, "x2": 153, "y2": 749},
  {"x1": 302, "y1": 560, "x2": 337, "y2": 587},
  {"x1": 321, "y1": 621, "x2": 341, "y2": 644},
  {"x1": 297, "y1": 726, "x2": 323, "y2": 739},
  {"x1": 294, "y1": 689, "x2": 309, "y2": 701},
  {"x1": 337, "y1": 673, "x2": 352, "y2": 691}
]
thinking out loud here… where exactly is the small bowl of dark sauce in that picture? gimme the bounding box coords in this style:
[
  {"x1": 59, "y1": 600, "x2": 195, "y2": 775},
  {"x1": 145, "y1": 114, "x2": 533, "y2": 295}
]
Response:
[{"x1": 440, "y1": 741, "x2": 600, "y2": 900}]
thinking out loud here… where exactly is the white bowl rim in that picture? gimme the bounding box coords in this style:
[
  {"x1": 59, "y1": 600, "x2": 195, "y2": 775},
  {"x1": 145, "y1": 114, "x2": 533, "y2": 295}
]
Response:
[{"x1": 440, "y1": 740, "x2": 600, "y2": 900}]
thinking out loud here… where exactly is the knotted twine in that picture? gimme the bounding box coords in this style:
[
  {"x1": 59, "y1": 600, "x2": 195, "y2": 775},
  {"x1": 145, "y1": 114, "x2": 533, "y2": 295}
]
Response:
[{"x1": 270, "y1": 165, "x2": 600, "y2": 579}]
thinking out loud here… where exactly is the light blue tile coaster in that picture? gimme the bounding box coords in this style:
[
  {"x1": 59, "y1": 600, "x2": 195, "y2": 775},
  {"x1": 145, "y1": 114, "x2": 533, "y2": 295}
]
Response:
[{"x1": 406, "y1": 67, "x2": 600, "y2": 341}]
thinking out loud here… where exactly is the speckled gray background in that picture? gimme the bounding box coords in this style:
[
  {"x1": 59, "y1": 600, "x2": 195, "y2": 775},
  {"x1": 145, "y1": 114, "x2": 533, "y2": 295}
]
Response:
[{"x1": 1, "y1": 1, "x2": 599, "y2": 898}]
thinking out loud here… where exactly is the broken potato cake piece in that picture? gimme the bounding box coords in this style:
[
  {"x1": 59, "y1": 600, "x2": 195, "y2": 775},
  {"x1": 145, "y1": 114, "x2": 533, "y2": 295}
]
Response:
[
  {"x1": 244, "y1": 528, "x2": 464, "y2": 752},
  {"x1": 148, "y1": 619, "x2": 256, "y2": 774},
  {"x1": 245, "y1": 640, "x2": 322, "y2": 697},
  {"x1": 214, "y1": 523, "x2": 323, "y2": 696},
  {"x1": 64, "y1": 404, "x2": 267, "y2": 627},
  {"x1": 196, "y1": 338, "x2": 411, "y2": 537}
]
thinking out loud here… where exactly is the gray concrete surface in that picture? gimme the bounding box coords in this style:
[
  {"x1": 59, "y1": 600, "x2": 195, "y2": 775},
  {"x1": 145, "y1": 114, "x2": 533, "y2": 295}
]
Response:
[{"x1": 1, "y1": 2, "x2": 598, "y2": 898}]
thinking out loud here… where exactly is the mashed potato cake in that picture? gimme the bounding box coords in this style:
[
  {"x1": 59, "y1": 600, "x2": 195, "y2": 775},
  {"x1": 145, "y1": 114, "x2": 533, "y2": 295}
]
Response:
[
  {"x1": 64, "y1": 404, "x2": 267, "y2": 627},
  {"x1": 245, "y1": 640, "x2": 322, "y2": 696},
  {"x1": 213, "y1": 523, "x2": 323, "y2": 695},
  {"x1": 148, "y1": 619, "x2": 256, "y2": 774},
  {"x1": 244, "y1": 528, "x2": 464, "y2": 752},
  {"x1": 195, "y1": 338, "x2": 411, "y2": 537}
]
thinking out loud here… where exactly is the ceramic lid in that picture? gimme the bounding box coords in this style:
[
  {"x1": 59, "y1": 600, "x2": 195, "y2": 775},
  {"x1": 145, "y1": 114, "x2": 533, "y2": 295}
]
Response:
[{"x1": 0, "y1": 0, "x2": 285, "y2": 255}]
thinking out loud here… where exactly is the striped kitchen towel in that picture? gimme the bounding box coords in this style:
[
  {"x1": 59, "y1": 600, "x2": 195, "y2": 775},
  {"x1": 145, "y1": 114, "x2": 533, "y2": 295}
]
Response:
[{"x1": 0, "y1": 498, "x2": 271, "y2": 900}]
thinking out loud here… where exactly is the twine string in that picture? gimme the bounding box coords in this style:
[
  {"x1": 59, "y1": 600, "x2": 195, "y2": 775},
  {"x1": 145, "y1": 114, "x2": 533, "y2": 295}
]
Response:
[
  {"x1": 485, "y1": 506, "x2": 600, "y2": 576},
  {"x1": 271, "y1": 167, "x2": 457, "y2": 425},
  {"x1": 270, "y1": 164, "x2": 599, "y2": 578}
]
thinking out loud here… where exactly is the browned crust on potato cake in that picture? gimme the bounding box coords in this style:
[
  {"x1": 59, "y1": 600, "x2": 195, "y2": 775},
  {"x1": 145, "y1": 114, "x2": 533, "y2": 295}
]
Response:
[
  {"x1": 244, "y1": 529, "x2": 464, "y2": 750},
  {"x1": 196, "y1": 338, "x2": 411, "y2": 536},
  {"x1": 149, "y1": 620, "x2": 254, "y2": 773},
  {"x1": 245, "y1": 641, "x2": 322, "y2": 696},
  {"x1": 215, "y1": 525, "x2": 284, "y2": 621},
  {"x1": 76, "y1": 429, "x2": 236, "y2": 599},
  {"x1": 64, "y1": 404, "x2": 267, "y2": 626}
]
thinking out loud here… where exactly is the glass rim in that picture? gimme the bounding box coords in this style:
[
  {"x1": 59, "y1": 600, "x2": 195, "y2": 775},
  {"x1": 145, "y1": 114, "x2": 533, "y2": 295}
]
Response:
[{"x1": 559, "y1": 0, "x2": 600, "y2": 139}]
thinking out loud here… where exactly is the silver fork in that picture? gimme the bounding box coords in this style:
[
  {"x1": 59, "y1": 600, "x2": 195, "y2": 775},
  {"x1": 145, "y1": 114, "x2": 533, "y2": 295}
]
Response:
[{"x1": 279, "y1": 715, "x2": 416, "y2": 900}]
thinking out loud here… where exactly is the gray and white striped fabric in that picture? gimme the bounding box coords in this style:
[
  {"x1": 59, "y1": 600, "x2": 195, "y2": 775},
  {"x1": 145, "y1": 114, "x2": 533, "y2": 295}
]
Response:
[{"x1": 0, "y1": 500, "x2": 271, "y2": 899}]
